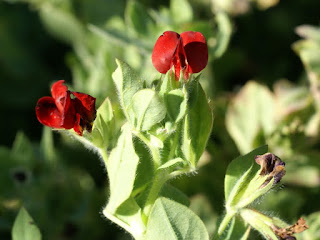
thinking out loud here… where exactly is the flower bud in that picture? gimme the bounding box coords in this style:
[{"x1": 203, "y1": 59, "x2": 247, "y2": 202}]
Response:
[
  {"x1": 255, "y1": 153, "x2": 286, "y2": 188},
  {"x1": 240, "y1": 209, "x2": 308, "y2": 240}
]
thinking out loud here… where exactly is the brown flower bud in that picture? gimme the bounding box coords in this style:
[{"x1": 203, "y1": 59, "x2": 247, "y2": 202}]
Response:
[
  {"x1": 272, "y1": 217, "x2": 308, "y2": 240},
  {"x1": 255, "y1": 153, "x2": 286, "y2": 187}
]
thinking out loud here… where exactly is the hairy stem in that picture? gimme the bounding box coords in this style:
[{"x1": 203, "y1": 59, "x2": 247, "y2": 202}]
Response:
[{"x1": 217, "y1": 209, "x2": 237, "y2": 236}]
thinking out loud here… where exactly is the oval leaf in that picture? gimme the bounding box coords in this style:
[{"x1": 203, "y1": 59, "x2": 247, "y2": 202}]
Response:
[
  {"x1": 182, "y1": 79, "x2": 213, "y2": 167},
  {"x1": 226, "y1": 81, "x2": 275, "y2": 154},
  {"x1": 146, "y1": 197, "x2": 209, "y2": 240},
  {"x1": 131, "y1": 89, "x2": 166, "y2": 131},
  {"x1": 107, "y1": 124, "x2": 140, "y2": 212},
  {"x1": 112, "y1": 59, "x2": 143, "y2": 122}
]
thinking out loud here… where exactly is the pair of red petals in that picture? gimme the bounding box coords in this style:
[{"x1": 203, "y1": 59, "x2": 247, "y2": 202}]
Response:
[
  {"x1": 35, "y1": 80, "x2": 96, "y2": 135},
  {"x1": 152, "y1": 31, "x2": 208, "y2": 80}
]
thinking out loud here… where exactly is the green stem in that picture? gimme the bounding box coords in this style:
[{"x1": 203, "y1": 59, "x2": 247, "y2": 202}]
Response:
[
  {"x1": 142, "y1": 171, "x2": 169, "y2": 218},
  {"x1": 217, "y1": 209, "x2": 237, "y2": 236}
]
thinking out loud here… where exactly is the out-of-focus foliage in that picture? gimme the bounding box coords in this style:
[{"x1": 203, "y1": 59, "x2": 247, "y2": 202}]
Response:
[
  {"x1": 12, "y1": 207, "x2": 41, "y2": 240},
  {"x1": 1, "y1": 0, "x2": 320, "y2": 239}
]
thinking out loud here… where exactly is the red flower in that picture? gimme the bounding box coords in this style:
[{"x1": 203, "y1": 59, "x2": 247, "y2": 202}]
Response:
[
  {"x1": 35, "y1": 80, "x2": 96, "y2": 135},
  {"x1": 152, "y1": 31, "x2": 208, "y2": 80}
]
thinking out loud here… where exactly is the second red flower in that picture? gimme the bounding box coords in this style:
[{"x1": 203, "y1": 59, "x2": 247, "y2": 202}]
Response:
[{"x1": 152, "y1": 31, "x2": 208, "y2": 80}]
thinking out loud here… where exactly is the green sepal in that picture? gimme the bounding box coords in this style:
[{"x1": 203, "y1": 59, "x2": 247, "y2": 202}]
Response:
[
  {"x1": 224, "y1": 145, "x2": 268, "y2": 208},
  {"x1": 240, "y1": 208, "x2": 278, "y2": 240},
  {"x1": 106, "y1": 124, "x2": 140, "y2": 212},
  {"x1": 146, "y1": 197, "x2": 209, "y2": 240},
  {"x1": 182, "y1": 78, "x2": 213, "y2": 168},
  {"x1": 88, "y1": 98, "x2": 114, "y2": 148},
  {"x1": 159, "y1": 71, "x2": 177, "y2": 98},
  {"x1": 112, "y1": 59, "x2": 143, "y2": 122},
  {"x1": 12, "y1": 207, "x2": 41, "y2": 240},
  {"x1": 235, "y1": 173, "x2": 274, "y2": 209},
  {"x1": 164, "y1": 89, "x2": 187, "y2": 123},
  {"x1": 129, "y1": 89, "x2": 166, "y2": 131}
]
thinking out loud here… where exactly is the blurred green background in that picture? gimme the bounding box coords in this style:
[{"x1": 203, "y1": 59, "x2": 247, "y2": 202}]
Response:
[{"x1": 1, "y1": 0, "x2": 320, "y2": 239}]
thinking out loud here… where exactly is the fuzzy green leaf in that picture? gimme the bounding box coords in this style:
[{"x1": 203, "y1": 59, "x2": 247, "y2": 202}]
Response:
[
  {"x1": 182, "y1": 79, "x2": 213, "y2": 167},
  {"x1": 107, "y1": 124, "x2": 140, "y2": 212},
  {"x1": 146, "y1": 197, "x2": 209, "y2": 240},
  {"x1": 112, "y1": 59, "x2": 143, "y2": 122},
  {"x1": 130, "y1": 89, "x2": 166, "y2": 131},
  {"x1": 12, "y1": 207, "x2": 41, "y2": 240},
  {"x1": 160, "y1": 184, "x2": 190, "y2": 207},
  {"x1": 159, "y1": 71, "x2": 176, "y2": 98}
]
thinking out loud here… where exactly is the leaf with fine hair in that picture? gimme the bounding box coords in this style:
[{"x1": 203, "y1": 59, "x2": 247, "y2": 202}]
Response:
[
  {"x1": 146, "y1": 197, "x2": 209, "y2": 240},
  {"x1": 130, "y1": 89, "x2": 166, "y2": 131},
  {"x1": 107, "y1": 124, "x2": 140, "y2": 212},
  {"x1": 112, "y1": 59, "x2": 143, "y2": 123},
  {"x1": 182, "y1": 78, "x2": 213, "y2": 168}
]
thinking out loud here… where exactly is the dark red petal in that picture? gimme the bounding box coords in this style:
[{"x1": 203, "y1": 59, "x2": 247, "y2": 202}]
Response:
[
  {"x1": 152, "y1": 31, "x2": 180, "y2": 73},
  {"x1": 60, "y1": 90, "x2": 76, "y2": 129},
  {"x1": 73, "y1": 113, "x2": 83, "y2": 136},
  {"x1": 35, "y1": 96, "x2": 64, "y2": 128},
  {"x1": 172, "y1": 37, "x2": 187, "y2": 80},
  {"x1": 180, "y1": 31, "x2": 208, "y2": 73},
  {"x1": 72, "y1": 92, "x2": 96, "y2": 122},
  {"x1": 51, "y1": 80, "x2": 68, "y2": 113}
]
